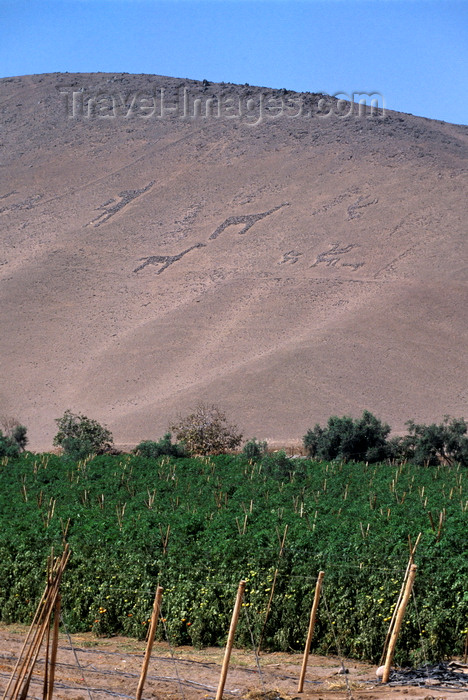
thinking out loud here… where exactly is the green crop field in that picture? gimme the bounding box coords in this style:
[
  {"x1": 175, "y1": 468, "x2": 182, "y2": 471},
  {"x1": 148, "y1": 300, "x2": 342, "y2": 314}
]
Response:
[{"x1": 0, "y1": 452, "x2": 466, "y2": 664}]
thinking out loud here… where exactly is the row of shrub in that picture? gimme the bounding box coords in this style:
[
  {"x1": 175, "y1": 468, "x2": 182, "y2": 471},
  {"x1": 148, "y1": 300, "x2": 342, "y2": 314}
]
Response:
[
  {"x1": 2, "y1": 407, "x2": 468, "y2": 467},
  {"x1": 303, "y1": 411, "x2": 468, "y2": 467}
]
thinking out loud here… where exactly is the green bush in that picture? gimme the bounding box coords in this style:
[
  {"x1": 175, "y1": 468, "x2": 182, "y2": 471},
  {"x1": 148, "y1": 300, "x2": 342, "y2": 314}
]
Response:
[
  {"x1": 0, "y1": 417, "x2": 28, "y2": 454},
  {"x1": 134, "y1": 433, "x2": 186, "y2": 458},
  {"x1": 303, "y1": 410, "x2": 391, "y2": 463},
  {"x1": 242, "y1": 438, "x2": 268, "y2": 462},
  {"x1": 0, "y1": 430, "x2": 21, "y2": 458},
  {"x1": 53, "y1": 410, "x2": 113, "y2": 458},
  {"x1": 11, "y1": 424, "x2": 28, "y2": 452},
  {"x1": 261, "y1": 449, "x2": 293, "y2": 478},
  {"x1": 401, "y1": 416, "x2": 468, "y2": 467}
]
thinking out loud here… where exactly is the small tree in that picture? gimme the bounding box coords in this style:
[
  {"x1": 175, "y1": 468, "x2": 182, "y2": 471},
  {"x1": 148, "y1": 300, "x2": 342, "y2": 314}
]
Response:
[
  {"x1": 0, "y1": 430, "x2": 21, "y2": 458},
  {"x1": 242, "y1": 438, "x2": 268, "y2": 462},
  {"x1": 54, "y1": 410, "x2": 113, "y2": 458},
  {"x1": 169, "y1": 403, "x2": 242, "y2": 456},
  {"x1": 303, "y1": 410, "x2": 391, "y2": 463},
  {"x1": 0, "y1": 416, "x2": 28, "y2": 452},
  {"x1": 402, "y1": 416, "x2": 468, "y2": 467}
]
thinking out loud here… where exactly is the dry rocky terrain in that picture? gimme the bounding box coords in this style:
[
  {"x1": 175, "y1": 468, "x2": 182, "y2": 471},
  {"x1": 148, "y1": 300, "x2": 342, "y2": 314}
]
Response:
[{"x1": 0, "y1": 73, "x2": 467, "y2": 450}]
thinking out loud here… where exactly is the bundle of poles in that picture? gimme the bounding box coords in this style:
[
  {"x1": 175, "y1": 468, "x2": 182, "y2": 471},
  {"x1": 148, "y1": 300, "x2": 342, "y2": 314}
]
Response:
[{"x1": 2, "y1": 544, "x2": 70, "y2": 700}]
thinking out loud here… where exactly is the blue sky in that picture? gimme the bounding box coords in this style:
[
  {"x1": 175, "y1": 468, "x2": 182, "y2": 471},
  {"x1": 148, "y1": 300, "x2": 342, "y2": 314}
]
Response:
[{"x1": 1, "y1": 0, "x2": 467, "y2": 124}]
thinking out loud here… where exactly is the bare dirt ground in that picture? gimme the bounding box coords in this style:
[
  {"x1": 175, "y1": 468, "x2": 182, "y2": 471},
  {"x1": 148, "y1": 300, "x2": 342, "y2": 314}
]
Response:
[{"x1": 0, "y1": 624, "x2": 465, "y2": 700}]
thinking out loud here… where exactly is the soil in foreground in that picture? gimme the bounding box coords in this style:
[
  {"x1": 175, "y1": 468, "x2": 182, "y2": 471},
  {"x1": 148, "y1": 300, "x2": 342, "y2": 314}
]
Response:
[{"x1": 0, "y1": 624, "x2": 465, "y2": 700}]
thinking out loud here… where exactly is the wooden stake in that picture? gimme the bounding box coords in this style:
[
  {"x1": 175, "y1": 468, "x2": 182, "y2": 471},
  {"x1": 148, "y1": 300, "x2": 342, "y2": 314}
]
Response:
[
  {"x1": 46, "y1": 594, "x2": 61, "y2": 700},
  {"x1": 379, "y1": 533, "x2": 421, "y2": 666},
  {"x1": 135, "y1": 585, "x2": 163, "y2": 700},
  {"x1": 297, "y1": 571, "x2": 324, "y2": 693},
  {"x1": 257, "y1": 524, "x2": 288, "y2": 653},
  {"x1": 381, "y1": 564, "x2": 417, "y2": 684},
  {"x1": 42, "y1": 553, "x2": 53, "y2": 699},
  {"x1": 215, "y1": 580, "x2": 246, "y2": 700},
  {"x1": 42, "y1": 613, "x2": 51, "y2": 700},
  {"x1": 158, "y1": 524, "x2": 170, "y2": 555},
  {"x1": 436, "y1": 510, "x2": 445, "y2": 542}
]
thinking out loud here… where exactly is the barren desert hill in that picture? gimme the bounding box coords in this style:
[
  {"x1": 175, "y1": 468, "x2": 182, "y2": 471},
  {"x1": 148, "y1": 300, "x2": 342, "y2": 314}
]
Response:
[{"x1": 0, "y1": 72, "x2": 467, "y2": 451}]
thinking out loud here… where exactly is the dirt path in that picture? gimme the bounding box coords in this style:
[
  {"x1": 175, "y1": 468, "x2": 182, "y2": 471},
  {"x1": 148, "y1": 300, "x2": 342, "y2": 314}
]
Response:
[{"x1": 0, "y1": 624, "x2": 466, "y2": 700}]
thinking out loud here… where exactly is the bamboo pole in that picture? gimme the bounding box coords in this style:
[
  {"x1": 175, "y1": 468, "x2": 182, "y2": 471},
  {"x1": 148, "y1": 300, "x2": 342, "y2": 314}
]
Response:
[
  {"x1": 42, "y1": 553, "x2": 53, "y2": 699},
  {"x1": 46, "y1": 594, "x2": 61, "y2": 700},
  {"x1": 42, "y1": 612, "x2": 51, "y2": 700},
  {"x1": 215, "y1": 580, "x2": 246, "y2": 700},
  {"x1": 381, "y1": 565, "x2": 417, "y2": 684},
  {"x1": 297, "y1": 571, "x2": 324, "y2": 693},
  {"x1": 135, "y1": 585, "x2": 163, "y2": 700},
  {"x1": 257, "y1": 524, "x2": 288, "y2": 653}
]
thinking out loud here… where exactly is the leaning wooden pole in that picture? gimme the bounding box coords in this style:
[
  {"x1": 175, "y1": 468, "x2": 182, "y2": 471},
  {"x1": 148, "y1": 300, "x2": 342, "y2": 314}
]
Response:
[
  {"x1": 381, "y1": 564, "x2": 417, "y2": 684},
  {"x1": 379, "y1": 533, "x2": 421, "y2": 666},
  {"x1": 135, "y1": 585, "x2": 163, "y2": 700},
  {"x1": 42, "y1": 556, "x2": 53, "y2": 700},
  {"x1": 41, "y1": 614, "x2": 51, "y2": 700},
  {"x1": 298, "y1": 571, "x2": 324, "y2": 693},
  {"x1": 46, "y1": 594, "x2": 61, "y2": 700},
  {"x1": 215, "y1": 580, "x2": 246, "y2": 700}
]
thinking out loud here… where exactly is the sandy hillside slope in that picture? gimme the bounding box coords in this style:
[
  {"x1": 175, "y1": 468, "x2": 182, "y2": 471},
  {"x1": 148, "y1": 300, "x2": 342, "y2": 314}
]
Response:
[{"x1": 0, "y1": 73, "x2": 467, "y2": 450}]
